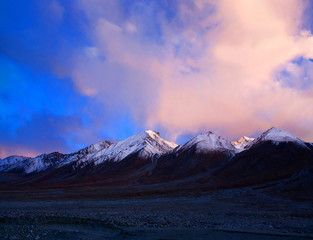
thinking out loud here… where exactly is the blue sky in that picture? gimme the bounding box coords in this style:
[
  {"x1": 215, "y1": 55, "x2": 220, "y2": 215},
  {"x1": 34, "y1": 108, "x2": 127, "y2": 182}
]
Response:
[{"x1": 1, "y1": 0, "x2": 313, "y2": 158}]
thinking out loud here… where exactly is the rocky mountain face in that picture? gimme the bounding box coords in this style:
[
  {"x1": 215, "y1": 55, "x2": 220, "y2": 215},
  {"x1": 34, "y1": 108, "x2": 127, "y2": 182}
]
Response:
[
  {"x1": 147, "y1": 132, "x2": 237, "y2": 183},
  {"x1": 0, "y1": 128, "x2": 312, "y2": 193}
]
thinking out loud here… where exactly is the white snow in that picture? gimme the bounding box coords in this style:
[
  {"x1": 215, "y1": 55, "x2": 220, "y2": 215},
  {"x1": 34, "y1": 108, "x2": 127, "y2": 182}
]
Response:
[
  {"x1": 176, "y1": 131, "x2": 236, "y2": 153},
  {"x1": 232, "y1": 136, "x2": 255, "y2": 151},
  {"x1": 0, "y1": 141, "x2": 113, "y2": 174},
  {"x1": 92, "y1": 130, "x2": 177, "y2": 165},
  {"x1": 0, "y1": 154, "x2": 62, "y2": 174},
  {"x1": 0, "y1": 156, "x2": 29, "y2": 166},
  {"x1": 24, "y1": 155, "x2": 49, "y2": 174},
  {"x1": 0, "y1": 156, "x2": 31, "y2": 172},
  {"x1": 252, "y1": 127, "x2": 307, "y2": 147},
  {"x1": 57, "y1": 130, "x2": 177, "y2": 168},
  {"x1": 93, "y1": 141, "x2": 111, "y2": 152},
  {"x1": 9, "y1": 153, "x2": 63, "y2": 174},
  {"x1": 58, "y1": 141, "x2": 112, "y2": 167}
]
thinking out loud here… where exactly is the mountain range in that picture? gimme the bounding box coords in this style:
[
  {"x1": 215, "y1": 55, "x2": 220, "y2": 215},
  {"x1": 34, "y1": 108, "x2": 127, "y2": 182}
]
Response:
[{"x1": 1, "y1": 127, "x2": 313, "y2": 197}]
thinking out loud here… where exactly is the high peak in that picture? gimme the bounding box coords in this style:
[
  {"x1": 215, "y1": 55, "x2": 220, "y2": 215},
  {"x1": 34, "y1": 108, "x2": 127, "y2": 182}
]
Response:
[
  {"x1": 232, "y1": 136, "x2": 255, "y2": 150},
  {"x1": 243, "y1": 136, "x2": 253, "y2": 140},
  {"x1": 89, "y1": 130, "x2": 178, "y2": 164},
  {"x1": 260, "y1": 127, "x2": 296, "y2": 139},
  {"x1": 144, "y1": 130, "x2": 161, "y2": 139},
  {"x1": 201, "y1": 131, "x2": 214, "y2": 135},
  {"x1": 264, "y1": 127, "x2": 284, "y2": 133},
  {"x1": 145, "y1": 130, "x2": 159, "y2": 135},
  {"x1": 255, "y1": 127, "x2": 307, "y2": 147},
  {"x1": 176, "y1": 130, "x2": 236, "y2": 152}
]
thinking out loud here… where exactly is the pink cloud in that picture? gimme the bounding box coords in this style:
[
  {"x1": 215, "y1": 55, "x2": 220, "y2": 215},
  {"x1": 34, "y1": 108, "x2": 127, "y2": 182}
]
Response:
[
  {"x1": 149, "y1": 0, "x2": 313, "y2": 141},
  {"x1": 70, "y1": 0, "x2": 313, "y2": 142}
]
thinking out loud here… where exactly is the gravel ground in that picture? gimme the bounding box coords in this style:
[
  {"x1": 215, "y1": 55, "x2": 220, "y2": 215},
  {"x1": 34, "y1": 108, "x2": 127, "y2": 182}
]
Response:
[{"x1": 0, "y1": 188, "x2": 312, "y2": 239}]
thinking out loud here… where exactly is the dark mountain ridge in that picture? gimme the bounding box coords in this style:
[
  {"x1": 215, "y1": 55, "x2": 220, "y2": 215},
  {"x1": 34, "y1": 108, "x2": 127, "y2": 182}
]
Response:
[{"x1": 0, "y1": 127, "x2": 312, "y2": 196}]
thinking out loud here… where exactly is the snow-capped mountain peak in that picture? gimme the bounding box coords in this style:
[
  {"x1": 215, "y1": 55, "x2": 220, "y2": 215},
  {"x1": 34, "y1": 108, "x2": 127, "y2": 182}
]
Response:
[
  {"x1": 0, "y1": 155, "x2": 31, "y2": 172},
  {"x1": 1, "y1": 128, "x2": 310, "y2": 175},
  {"x1": 232, "y1": 136, "x2": 255, "y2": 150},
  {"x1": 144, "y1": 130, "x2": 177, "y2": 149},
  {"x1": 0, "y1": 131, "x2": 178, "y2": 173},
  {"x1": 91, "y1": 130, "x2": 178, "y2": 164},
  {"x1": 176, "y1": 131, "x2": 236, "y2": 153},
  {"x1": 253, "y1": 127, "x2": 307, "y2": 147}
]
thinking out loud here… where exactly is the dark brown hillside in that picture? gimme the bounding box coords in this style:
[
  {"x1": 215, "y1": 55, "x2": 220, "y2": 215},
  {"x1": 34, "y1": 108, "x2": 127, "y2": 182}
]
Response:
[{"x1": 212, "y1": 141, "x2": 313, "y2": 188}]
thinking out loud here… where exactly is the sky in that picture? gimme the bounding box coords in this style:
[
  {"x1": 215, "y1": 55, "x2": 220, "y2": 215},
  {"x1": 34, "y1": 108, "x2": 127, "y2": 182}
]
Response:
[{"x1": 1, "y1": 0, "x2": 313, "y2": 158}]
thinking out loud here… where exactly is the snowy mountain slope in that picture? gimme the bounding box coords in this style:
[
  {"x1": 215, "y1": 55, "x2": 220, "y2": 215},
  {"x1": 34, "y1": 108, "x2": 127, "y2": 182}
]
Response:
[
  {"x1": 0, "y1": 141, "x2": 113, "y2": 174},
  {"x1": 175, "y1": 131, "x2": 236, "y2": 153},
  {"x1": 0, "y1": 156, "x2": 31, "y2": 172},
  {"x1": 59, "y1": 131, "x2": 177, "y2": 168},
  {"x1": 0, "y1": 131, "x2": 177, "y2": 174},
  {"x1": 213, "y1": 128, "x2": 313, "y2": 189},
  {"x1": 24, "y1": 152, "x2": 65, "y2": 174},
  {"x1": 59, "y1": 141, "x2": 113, "y2": 168},
  {"x1": 149, "y1": 132, "x2": 238, "y2": 184},
  {"x1": 232, "y1": 136, "x2": 255, "y2": 151},
  {"x1": 251, "y1": 127, "x2": 308, "y2": 148},
  {"x1": 0, "y1": 153, "x2": 67, "y2": 174},
  {"x1": 90, "y1": 130, "x2": 177, "y2": 165}
]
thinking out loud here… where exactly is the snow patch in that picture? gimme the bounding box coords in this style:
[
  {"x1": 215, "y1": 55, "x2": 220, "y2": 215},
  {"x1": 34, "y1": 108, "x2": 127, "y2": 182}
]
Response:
[
  {"x1": 0, "y1": 156, "x2": 31, "y2": 172},
  {"x1": 232, "y1": 136, "x2": 255, "y2": 151},
  {"x1": 252, "y1": 127, "x2": 307, "y2": 148},
  {"x1": 176, "y1": 131, "x2": 236, "y2": 153},
  {"x1": 92, "y1": 130, "x2": 177, "y2": 165}
]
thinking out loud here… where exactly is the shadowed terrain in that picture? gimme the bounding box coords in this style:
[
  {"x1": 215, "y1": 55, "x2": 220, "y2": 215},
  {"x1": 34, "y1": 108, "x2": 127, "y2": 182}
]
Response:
[{"x1": 1, "y1": 129, "x2": 313, "y2": 239}]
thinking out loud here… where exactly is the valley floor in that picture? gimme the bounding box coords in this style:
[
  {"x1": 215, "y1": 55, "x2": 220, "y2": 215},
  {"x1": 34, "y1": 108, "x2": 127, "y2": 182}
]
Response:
[{"x1": 0, "y1": 188, "x2": 312, "y2": 240}]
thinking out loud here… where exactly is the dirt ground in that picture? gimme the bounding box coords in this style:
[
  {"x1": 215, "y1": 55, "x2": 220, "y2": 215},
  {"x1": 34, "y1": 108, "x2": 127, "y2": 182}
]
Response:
[{"x1": 0, "y1": 187, "x2": 312, "y2": 240}]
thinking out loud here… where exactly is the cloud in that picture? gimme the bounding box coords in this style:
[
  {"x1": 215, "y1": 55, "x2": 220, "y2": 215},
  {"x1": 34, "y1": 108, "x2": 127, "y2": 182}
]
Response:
[
  {"x1": 150, "y1": 0, "x2": 313, "y2": 140},
  {"x1": 71, "y1": 2, "x2": 164, "y2": 124},
  {"x1": 69, "y1": 0, "x2": 313, "y2": 142}
]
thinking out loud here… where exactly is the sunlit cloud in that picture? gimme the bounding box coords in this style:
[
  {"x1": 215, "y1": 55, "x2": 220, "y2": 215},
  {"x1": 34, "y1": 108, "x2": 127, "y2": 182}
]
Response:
[{"x1": 69, "y1": 0, "x2": 313, "y2": 141}]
